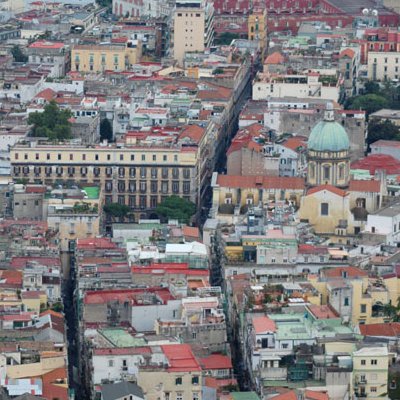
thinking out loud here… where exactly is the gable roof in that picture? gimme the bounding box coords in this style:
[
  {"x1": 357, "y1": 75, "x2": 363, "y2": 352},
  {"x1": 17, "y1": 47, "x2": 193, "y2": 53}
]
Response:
[
  {"x1": 101, "y1": 382, "x2": 144, "y2": 400},
  {"x1": 253, "y1": 315, "x2": 277, "y2": 334},
  {"x1": 265, "y1": 51, "x2": 285, "y2": 65},
  {"x1": 179, "y1": 125, "x2": 206, "y2": 144},
  {"x1": 199, "y1": 354, "x2": 233, "y2": 370},
  {"x1": 322, "y1": 266, "x2": 368, "y2": 279},
  {"x1": 359, "y1": 322, "x2": 400, "y2": 337},
  {"x1": 307, "y1": 184, "x2": 347, "y2": 197},
  {"x1": 349, "y1": 179, "x2": 380, "y2": 193},
  {"x1": 161, "y1": 344, "x2": 201, "y2": 372}
]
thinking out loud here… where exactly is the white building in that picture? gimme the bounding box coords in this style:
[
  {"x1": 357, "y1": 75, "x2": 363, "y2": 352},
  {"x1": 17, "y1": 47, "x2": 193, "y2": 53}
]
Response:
[
  {"x1": 368, "y1": 51, "x2": 400, "y2": 81},
  {"x1": 364, "y1": 202, "x2": 400, "y2": 245},
  {"x1": 253, "y1": 71, "x2": 341, "y2": 102}
]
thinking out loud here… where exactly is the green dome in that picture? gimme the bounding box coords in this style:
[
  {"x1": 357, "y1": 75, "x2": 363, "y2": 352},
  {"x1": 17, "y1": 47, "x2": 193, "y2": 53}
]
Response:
[{"x1": 308, "y1": 120, "x2": 350, "y2": 152}]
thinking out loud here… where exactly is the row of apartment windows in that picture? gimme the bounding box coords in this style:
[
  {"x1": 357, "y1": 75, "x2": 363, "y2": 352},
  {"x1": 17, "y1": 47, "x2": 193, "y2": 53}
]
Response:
[
  {"x1": 105, "y1": 195, "x2": 192, "y2": 209},
  {"x1": 16, "y1": 152, "x2": 180, "y2": 163},
  {"x1": 14, "y1": 166, "x2": 192, "y2": 179},
  {"x1": 105, "y1": 180, "x2": 191, "y2": 194}
]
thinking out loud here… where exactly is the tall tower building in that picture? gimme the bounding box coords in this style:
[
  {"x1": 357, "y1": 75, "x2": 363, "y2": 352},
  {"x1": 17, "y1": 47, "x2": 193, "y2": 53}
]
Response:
[{"x1": 173, "y1": 0, "x2": 214, "y2": 66}]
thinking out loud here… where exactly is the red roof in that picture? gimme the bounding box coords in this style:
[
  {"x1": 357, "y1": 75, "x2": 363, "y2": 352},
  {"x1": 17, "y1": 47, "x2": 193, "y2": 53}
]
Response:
[
  {"x1": 359, "y1": 322, "x2": 400, "y2": 337},
  {"x1": 305, "y1": 390, "x2": 329, "y2": 400},
  {"x1": 179, "y1": 125, "x2": 206, "y2": 144},
  {"x1": 11, "y1": 256, "x2": 60, "y2": 269},
  {"x1": 199, "y1": 354, "x2": 233, "y2": 370},
  {"x1": 131, "y1": 263, "x2": 208, "y2": 276},
  {"x1": 323, "y1": 266, "x2": 368, "y2": 278},
  {"x1": 94, "y1": 347, "x2": 152, "y2": 356},
  {"x1": 84, "y1": 287, "x2": 175, "y2": 305},
  {"x1": 349, "y1": 179, "x2": 380, "y2": 193},
  {"x1": 25, "y1": 185, "x2": 47, "y2": 193},
  {"x1": 307, "y1": 304, "x2": 339, "y2": 319},
  {"x1": 307, "y1": 184, "x2": 347, "y2": 197},
  {"x1": 76, "y1": 237, "x2": 119, "y2": 250},
  {"x1": 35, "y1": 88, "x2": 56, "y2": 101},
  {"x1": 29, "y1": 40, "x2": 65, "y2": 49},
  {"x1": 216, "y1": 175, "x2": 305, "y2": 190},
  {"x1": 253, "y1": 315, "x2": 276, "y2": 334},
  {"x1": 271, "y1": 391, "x2": 297, "y2": 400},
  {"x1": 339, "y1": 48, "x2": 355, "y2": 58},
  {"x1": 298, "y1": 244, "x2": 328, "y2": 255},
  {"x1": 182, "y1": 226, "x2": 201, "y2": 240},
  {"x1": 351, "y1": 154, "x2": 400, "y2": 175},
  {"x1": 204, "y1": 377, "x2": 238, "y2": 390},
  {"x1": 282, "y1": 136, "x2": 308, "y2": 152},
  {"x1": 35, "y1": 367, "x2": 68, "y2": 400},
  {"x1": 0, "y1": 270, "x2": 22, "y2": 287},
  {"x1": 161, "y1": 344, "x2": 201, "y2": 372},
  {"x1": 265, "y1": 51, "x2": 285, "y2": 65}
]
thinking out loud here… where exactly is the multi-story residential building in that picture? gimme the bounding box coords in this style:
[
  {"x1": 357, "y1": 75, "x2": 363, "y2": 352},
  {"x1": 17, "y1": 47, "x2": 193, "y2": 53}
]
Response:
[
  {"x1": 173, "y1": 0, "x2": 214, "y2": 66},
  {"x1": 352, "y1": 347, "x2": 389, "y2": 400},
  {"x1": 112, "y1": 0, "x2": 171, "y2": 18},
  {"x1": 10, "y1": 137, "x2": 203, "y2": 219},
  {"x1": 248, "y1": 8, "x2": 267, "y2": 55},
  {"x1": 71, "y1": 42, "x2": 142, "y2": 73},
  {"x1": 253, "y1": 71, "x2": 343, "y2": 103},
  {"x1": 368, "y1": 51, "x2": 400, "y2": 81}
]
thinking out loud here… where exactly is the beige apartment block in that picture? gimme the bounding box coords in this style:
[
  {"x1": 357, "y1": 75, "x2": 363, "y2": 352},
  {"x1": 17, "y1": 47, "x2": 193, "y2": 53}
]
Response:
[
  {"x1": 368, "y1": 51, "x2": 400, "y2": 81},
  {"x1": 173, "y1": 0, "x2": 214, "y2": 66}
]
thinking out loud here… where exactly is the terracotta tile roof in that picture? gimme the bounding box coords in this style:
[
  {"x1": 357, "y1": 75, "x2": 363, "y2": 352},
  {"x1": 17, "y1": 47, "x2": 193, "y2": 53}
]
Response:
[
  {"x1": 182, "y1": 225, "x2": 201, "y2": 240},
  {"x1": 0, "y1": 270, "x2": 22, "y2": 287},
  {"x1": 253, "y1": 315, "x2": 276, "y2": 334},
  {"x1": 179, "y1": 125, "x2": 206, "y2": 144},
  {"x1": 25, "y1": 185, "x2": 47, "y2": 193},
  {"x1": 339, "y1": 48, "x2": 355, "y2": 58},
  {"x1": 204, "y1": 377, "x2": 237, "y2": 390},
  {"x1": 322, "y1": 266, "x2": 368, "y2": 278},
  {"x1": 161, "y1": 344, "x2": 202, "y2": 372},
  {"x1": 34, "y1": 88, "x2": 56, "y2": 101},
  {"x1": 305, "y1": 390, "x2": 329, "y2": 400},
  {"x1": 298, "y1": 244, "x2": 328, "y2": 255},
  {"x1": 265, "y1": 51, "x2": 285, "y2": 65},
  {"x1": 271, "y1": 390, "x2": 297, "y2": 400},
  {"x1": 282, "y1": 136, "x2": 308, "y2": 152},
  {"x1": 307, "y1": 184, "x2": 347, "y2": 197},
  {"x1": 359, "y1": 322, "x2": 400, "y2": 337},
  {"x1": 351, "y1": 154, "x2": 400, "y2": 175},
  {"x1": 199, "y1": 354, "x2": 233, "y2": 370},
  {"x1": 76, "y1": 237, "x2": 119, "y2": 250},
  {"x1": 349, "y1": 180, "x2": 380, "y2": 193},
  {"x1": 11, "y1": 256, "x2": 60, "y2": 269},
  {"x1": 307, "y1": 304, "x2": 339, "y2": 319},
  {"x1": 216, "y1": 175, "x2": 305, "y2": 190}
]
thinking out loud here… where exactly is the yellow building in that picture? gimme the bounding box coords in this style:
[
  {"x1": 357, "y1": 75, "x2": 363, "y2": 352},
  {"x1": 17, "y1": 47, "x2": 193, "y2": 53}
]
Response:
[
  {"x1": 352, "y1": 347, "x2": 389, "y2": 400},
  {"x1": 71, "y1": 42, "x2": 142, "y2": 73},
  {"x1": 248, "y1": 8, "x2": 267, "y2": 54},
  {"x1": 46, "y1": 186, "x2": 102, "y2": 252}
]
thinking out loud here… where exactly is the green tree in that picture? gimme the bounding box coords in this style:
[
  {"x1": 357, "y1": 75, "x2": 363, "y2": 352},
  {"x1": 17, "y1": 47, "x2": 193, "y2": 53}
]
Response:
[
  {"x1": 28, "y1": 100, "x2": 72, "y2": 140},
  {"x1": 345, "y1": 94, "x2": 389, "y2": 117},
  {"x1": 11, "y1": 45, "x2": 28, "y2": 63},
  {"x1": 367, "y1": 119, "x2": 400, "y2": 147},
  {"x1": 100, "y1": 118, "x2": 113, "y2": 142},
  {"x1": 155, "y1": 195, "x2": 196, "y2": 224},
  {"x1": 364, "y1": 81, "x2": 381, "y2": 95},
  {"x1": 214, "y1": 32, "x2": 240, "y2": 45},
  {"x1": 103, "y1": 202, "x2": 131, "y2": 222}
]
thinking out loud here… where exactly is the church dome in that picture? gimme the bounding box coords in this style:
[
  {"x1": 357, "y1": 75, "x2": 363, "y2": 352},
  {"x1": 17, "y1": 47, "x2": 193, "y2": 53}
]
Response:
[{"x1": 308, "y1": 107, "x2": 350, "y2": 152}]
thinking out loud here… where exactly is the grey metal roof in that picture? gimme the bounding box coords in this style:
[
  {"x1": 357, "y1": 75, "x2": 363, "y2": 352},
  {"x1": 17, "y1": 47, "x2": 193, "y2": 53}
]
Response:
[{"x1": 100, "y1": 382, "x2": 144, "y2": 400}]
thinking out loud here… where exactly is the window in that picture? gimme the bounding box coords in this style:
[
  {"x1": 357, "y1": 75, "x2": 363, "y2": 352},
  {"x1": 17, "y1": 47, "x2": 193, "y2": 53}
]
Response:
[
  {"x1": 152, "y1": 154, "x2": 156, "y2": 161},
  {"x1": 321, "y1": 203, "x2": 329, "y2": 216},
  {"x1": 95, "y1": 154, "x2": 99, "y2": 161},
  {"x1": 361, "y1": 359, "x2": 366, "y2": 365},
  {"x1": 339, "y1": 164, "x2": 344, "y2": 179},
  {"x1": 162, "y1": 168, "x2": 168, "y2": 178},
  {"x1": 142, "y1": 154, "x2": 145, "y2": 161},
  {"x1": 176, "y1": 393, "x2": 183, "y2": 400},
  {"x1": 344, "y1": 297, "x2": 349, "y2": 306},
  {"x1": 129, "y1": 181, "x2": 136, "y2": 193},
  {"x1": 172, "y1": 181, "x2": 179, "y2": 193},
  {"x1": 371, "y1": 359, "x2": 377, "y2": 365},
  {"x1": 120, "y1": 154, "x2": 124, "y2": 161},
  {"x1": 70, "y1": 154, "x2": 73, "y2": 160},
  {"x1": 151, "y1": 181, "x2": 157, "y2": 193},
  {"x1": 107, "y1": 154, "x2": 111, "y2": 161},
  {"x1": 140, "y1": 167, "x2": 146, "y2": 178},
  {"x1": 175, "y1": 377, "x2": 182, "y2": 385},
  {"x1": 192, "y1": 332, "x2": 197, "y2": 339},
  {"x1": 360, "y1": 304, "x2": 367, "y2": 313},
  {"x1": 130, "y1": 167, "x2": 136, "y2": 178},
  {"x1": 140, "y1": 181, "x2": 147, "y2": 193},
  {"x1": 323, "y1": 165, "x2": 330, "y2": 180},
  {"x1": 192, "y1": 376, "x2": 199, "y2": 385},
  {"x1": 131, "y1": 154, "x2": 135, "y2": 161},
  {"x1": 163, "y1": 155, "x2": 167, "y2": 162},
  {"x1": 118, "y1": 195, "x2": 125, "y2": 205},
  {"x1": 108, "y1": 360, "x2": 114, "y2": 367},
  {"x1": 370, "y1": 387, "x2": 377, "y2": 393}
]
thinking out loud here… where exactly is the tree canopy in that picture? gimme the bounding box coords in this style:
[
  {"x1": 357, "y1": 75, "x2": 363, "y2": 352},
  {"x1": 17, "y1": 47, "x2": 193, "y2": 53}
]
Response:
[
  {"x1": 100, "y1": 118, "x2": 113, "y2": 142},
  {"x1": 11, "y1": 45, "x2": 28, "y2": 63},
  {"x1": 103, "y1": 203, "x2": 131, "y2": 221},
  {"x1": 155, "y1": 195, "x2": 196, "y2": 224},
  {"x1": 367, "y1": 119, "x2": 400, "y2": 147},
  {"x1": 345, "y1": 93, "x2": 389, "y2": 117},
  {"x1": 214, "y1": 32, "x2": 240, "y2": 45},
  {"x1": 28, "y1": 100, "x2": 72, "y2": 140}
]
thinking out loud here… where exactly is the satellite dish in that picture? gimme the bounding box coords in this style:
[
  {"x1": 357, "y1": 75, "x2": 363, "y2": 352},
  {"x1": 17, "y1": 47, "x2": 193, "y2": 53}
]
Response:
[
  {"x1": 372, "y1": 9, "x2": 378, "y2": 16},
  {"x1": 362, "y1": 8, "x2": 369, "y2": 15}
]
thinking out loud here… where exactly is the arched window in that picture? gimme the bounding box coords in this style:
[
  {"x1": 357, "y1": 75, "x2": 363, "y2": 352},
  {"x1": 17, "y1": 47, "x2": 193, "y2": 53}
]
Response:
[
  {"x1": 339, "y1": 164, "x2": 344, "y2": 179},
  {"x1": 309, "y1": 163, "x2": 315, "y2": 179}
]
